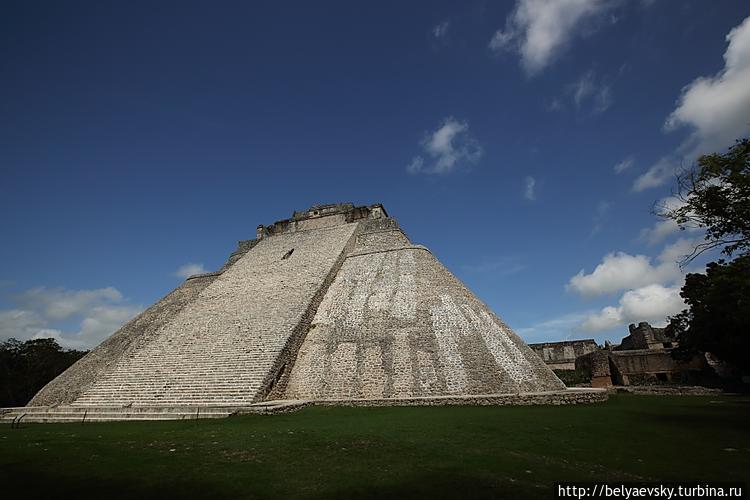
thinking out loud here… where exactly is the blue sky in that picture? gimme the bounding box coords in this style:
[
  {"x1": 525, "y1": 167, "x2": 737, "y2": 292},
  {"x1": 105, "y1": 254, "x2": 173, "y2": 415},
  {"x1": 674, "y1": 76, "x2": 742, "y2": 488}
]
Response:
[{"x1": 2, "y1": 0, "x2": 750, "y2": 350}]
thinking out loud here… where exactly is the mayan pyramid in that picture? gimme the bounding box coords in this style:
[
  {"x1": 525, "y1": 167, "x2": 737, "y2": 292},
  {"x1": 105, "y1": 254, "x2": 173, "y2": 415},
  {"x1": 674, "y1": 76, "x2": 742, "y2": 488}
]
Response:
[{"x1": 30, "y1": 203, "x2": 565, "y2": 408}]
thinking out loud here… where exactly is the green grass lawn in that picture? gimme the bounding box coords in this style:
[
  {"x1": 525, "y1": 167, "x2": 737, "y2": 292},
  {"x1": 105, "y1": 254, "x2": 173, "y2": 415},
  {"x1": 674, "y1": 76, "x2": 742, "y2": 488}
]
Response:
[{"x1": 1, "y1": 394, "x2": 748, "y2": 499}]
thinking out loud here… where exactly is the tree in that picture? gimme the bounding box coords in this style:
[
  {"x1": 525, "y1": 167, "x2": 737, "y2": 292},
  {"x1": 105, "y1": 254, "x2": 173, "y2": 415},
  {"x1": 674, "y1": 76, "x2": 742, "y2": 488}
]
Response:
[
  {"x1": 0, "y1": 338, "x2": 87, "y2": 407},
  {"x1": 659, "y1": 138, "x2": 750, "y2": 263},
  {"x1": 661, "y1": 138, "x2": 750, "y2": 375},
  {"x1": 669, "y1": 255, "x2": 750, "y2": 373}
]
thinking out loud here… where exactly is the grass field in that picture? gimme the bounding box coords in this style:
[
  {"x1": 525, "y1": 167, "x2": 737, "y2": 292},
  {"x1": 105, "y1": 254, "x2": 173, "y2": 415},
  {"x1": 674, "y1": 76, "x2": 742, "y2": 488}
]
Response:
[{"x1": 1, "y1": 394, "x2": 748, "y2": 499}]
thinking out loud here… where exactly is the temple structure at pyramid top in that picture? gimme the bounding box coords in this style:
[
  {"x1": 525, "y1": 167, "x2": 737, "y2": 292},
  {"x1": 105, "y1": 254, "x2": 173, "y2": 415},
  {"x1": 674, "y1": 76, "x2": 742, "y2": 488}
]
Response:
[{"x1": 30, "y1": 202, "x2": 572, "y2": 409}]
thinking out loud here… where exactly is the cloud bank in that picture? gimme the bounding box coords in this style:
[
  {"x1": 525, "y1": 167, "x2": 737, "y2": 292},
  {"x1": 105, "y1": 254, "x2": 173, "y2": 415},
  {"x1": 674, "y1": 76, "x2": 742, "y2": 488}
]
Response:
[
  {"x1": 567, "y1": 247, "x2": 680, "y2": 298},
  {"x1": 569, "y1": 239, "x2": 701, "y2": 333},
  {"x1": 579, "y1": 284, "x2": 684, "y2": 332},
  {"x1": 635, "y1": 15, "x2": 750, "y2": 191},
  {"x1": 0, "y1": 286, "x2": 142, "y2": 349}
]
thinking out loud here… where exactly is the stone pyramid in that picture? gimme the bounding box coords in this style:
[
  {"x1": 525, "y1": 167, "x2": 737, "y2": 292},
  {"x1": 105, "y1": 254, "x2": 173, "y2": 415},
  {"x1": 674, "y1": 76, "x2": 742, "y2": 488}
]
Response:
[{"x1": 30, "y1": 203, "x2": 565, "y2": 408}]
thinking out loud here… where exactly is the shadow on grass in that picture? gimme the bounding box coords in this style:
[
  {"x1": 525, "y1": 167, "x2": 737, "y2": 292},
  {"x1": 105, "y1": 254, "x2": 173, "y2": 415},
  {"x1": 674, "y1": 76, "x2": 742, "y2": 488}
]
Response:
[
  {"x1": 305, "y1": 470, "x2": 543, "y2": 500},
  {"x1": 1, "y1": 464, "x2": 242, "y2": 500},
  {"x1": 2, "y1": 464, "x2": 542, "y2": 500},
  {"x1": 623, "y1": 397, "x2": 750, "y2": 432}
]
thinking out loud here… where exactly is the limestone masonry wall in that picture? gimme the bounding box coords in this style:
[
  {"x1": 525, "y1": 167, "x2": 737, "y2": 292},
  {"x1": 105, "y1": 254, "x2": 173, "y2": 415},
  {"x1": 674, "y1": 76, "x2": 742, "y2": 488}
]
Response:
[
  {"x1": 309, "y1": 388, "x2": 607, "y2": 408},
  {"x1": 73, "y1": 222, "x2": 358, "y2": 406},
  {"x1": 30, "y1": 203, "x2": 569, "y2": 409},
  {"x1": 29, "y1": 274, "x2": 218, "y2": 406},
  {"x1": 529, "y1": 340, "x2": 598, "y2": 370},
  {"x1": 283, "y1": 222, "x2": 564, "y2": 399}
]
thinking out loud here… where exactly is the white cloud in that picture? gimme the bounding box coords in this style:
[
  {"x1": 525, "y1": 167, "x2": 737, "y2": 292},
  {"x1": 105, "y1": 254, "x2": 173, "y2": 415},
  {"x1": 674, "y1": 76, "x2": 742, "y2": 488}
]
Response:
[
  {"x1": 638, "y1": 196, "x2": 702, "y2": 244},
  {"x1": 433, "y1": 21, "x2": 450, "y2": 40},
  {"x1": 523, "y1": 176, "x2": 537, "y2": 200},
  {"x1": 489, "y1": 29, "x2": 515, "y2": 51},
  {"x1": 567, "y1": 238, "x2": 696, "y2": 297},
  {"x1": 656, "y1": 237, "x2": 699, "y2": 267},
  {"x1": 31, "y1": 329, "x2": 91, "y2": 350},
  {"x1": 633, "y1": 156, "x2": 678, "y2": 192},
  {"x1": 489, "y1": 0, "x2": 618, "y2": 75},
  {"x1": 590, "y1": 200, "x2": 612, "y2": 236},
  {"x1": 579, "y1": 284, "x2": 685, "y2": 333},
  {"x1": 548, "y1": 70, "x2": 613, "y2": 114},
  {"x1": 14, "y1": 286, "x2": 122, "y2": 321},
  {"x1": 0, "y1": 286, "x2": 142, "y2": 349},
  {"x1": 573, "y1": 238, "x2": 703, "y2": 334},
  {"x1": 569, "y1": 70, "x2": 613, "y2": 113},
  {"x1": 546, "y1": 97, "x2": 564, "y2": 112},
  {"x1": 174, "y1": 263, "x2": 207, "y2": 279},
  {"x1": 634, "y1": 16, "x2": 750, "y2": 191},
  {"x1": 613, "y1": 157, "x2": 634, "y2": 174},
  {"x1": 76, "y1": 305, "x2": 141, "y2": 344},
  {"x1": 568, "y1": 252, "x2": 673, "y2": 296},
  {"x1": 579, "y1": 305, "x2": 622, "y2": 332},
  {"x1": 0, "y1": 309, "x2": 47, "y2": 340},
  {"x1": 639, "y1": 218, "x2": 681, "y2": 245},
  {"x1": 407, "y1": 117, "x2": 483, "y2": 175}
]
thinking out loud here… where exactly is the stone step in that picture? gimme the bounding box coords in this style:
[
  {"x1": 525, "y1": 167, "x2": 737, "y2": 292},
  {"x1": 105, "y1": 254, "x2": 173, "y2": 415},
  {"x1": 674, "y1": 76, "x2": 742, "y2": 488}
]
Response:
[
  {"x1": 3, "y1": 398, "x2": 310, "y2": 422},
  {"x1": 2, "y1": 404, "x2": 245, "y2": 422},
  {"x1": 78, "y1": 384, "x2": 263, "y2": 390},
  {"x1": 77, "y1": 394, "x2": 257, "y2": 397},
  {"x1": 96, "y1": 368, "x2": 269, "y2": 375},
  {"x1": 77, "y1": 393, "x2": 257, "y2": 398},
  {"x1": 79, "y1": 387, "x2": 260, "y2": 393},
  {"x1": 10, "y1": 407, "x2": 236, "y2": 415},
  {"x1": 72, "y1": 400, "x2": 258, "y2": 406},
  {"x1": 2, "y1": 412, "x2": 229, "y2": 420},
  {"x1": 3, "y1": 414, "x2": 231, "y2": 423},
  {"x1": 98, "y1": 378, "x2": 263, "y2": 382}
]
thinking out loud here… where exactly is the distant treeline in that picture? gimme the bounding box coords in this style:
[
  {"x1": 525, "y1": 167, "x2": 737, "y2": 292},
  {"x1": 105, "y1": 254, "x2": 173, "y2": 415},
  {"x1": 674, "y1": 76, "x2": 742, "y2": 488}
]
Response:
[{"x1": 0, "y1": 338, "x2": 87, "y2": 407}]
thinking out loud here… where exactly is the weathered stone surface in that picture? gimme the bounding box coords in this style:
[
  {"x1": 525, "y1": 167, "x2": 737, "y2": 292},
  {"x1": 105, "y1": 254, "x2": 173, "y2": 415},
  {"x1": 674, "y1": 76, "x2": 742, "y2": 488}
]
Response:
[
  {"x1": 294, "y1": 388, "x2": 606, "y2": 408},
  {"x1": 284, "y1": 224, "x2": 565, "y2": 399},
  {"x1": 529, "y1": 339, "x2": 598, "y2": 370},
  {"x1": 617, "y1": 322, "x2": 676, "y2": 351},
  {"x1": 576, "y1": 350, "x2": 613, "y2": 388},
  {"x1": 29, "y1": 274, "x2": 219, "y2": 406},
  {"x1": 73, "y1": 223, "x2": 358, "y2": 406},
  {"x1": 29, "y1": 202, "x2": 569, "y2": 413}
]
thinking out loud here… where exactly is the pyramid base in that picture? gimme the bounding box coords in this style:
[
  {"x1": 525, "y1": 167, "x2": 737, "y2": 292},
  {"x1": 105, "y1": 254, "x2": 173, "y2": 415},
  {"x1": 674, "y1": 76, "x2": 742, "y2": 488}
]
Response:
[
  {"x1": 4, "y1": 389, "x2": 606, "y2": 422},
  {"x1": 288, "y1": 388, "x2": 607, "y2": 409}
]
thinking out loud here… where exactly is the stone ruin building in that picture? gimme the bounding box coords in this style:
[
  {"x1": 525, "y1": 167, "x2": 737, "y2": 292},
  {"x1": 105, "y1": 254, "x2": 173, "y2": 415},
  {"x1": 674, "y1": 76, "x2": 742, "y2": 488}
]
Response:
[
  {"x1": 616, "y1": 322, "x2": 676, "y2": 351},
  {"x1": 529, "y1": 340, "x2": 598, "y2": 370},
  {"x1": 532, "y1": 323, "x2": 706, "y2": 388},
  {"x1": 5, "y1": 203, "x2": 603, "y2": 422}
]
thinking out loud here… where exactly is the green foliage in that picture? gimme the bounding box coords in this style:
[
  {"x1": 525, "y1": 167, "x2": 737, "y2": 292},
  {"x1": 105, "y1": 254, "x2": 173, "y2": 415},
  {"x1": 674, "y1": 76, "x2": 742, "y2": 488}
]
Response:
[
  {"x1": 669, "y1": 255, "x2": 750, "y2": 373},
  {"x1": 0, "y1": 338, "x2": 87, "y2": 407},
  {"x1": 660, "y1": 139, "x2": 750, "y2": 373},
  {"x1": 662, "y1": 138, "x2": 750, "y2": 260}
]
